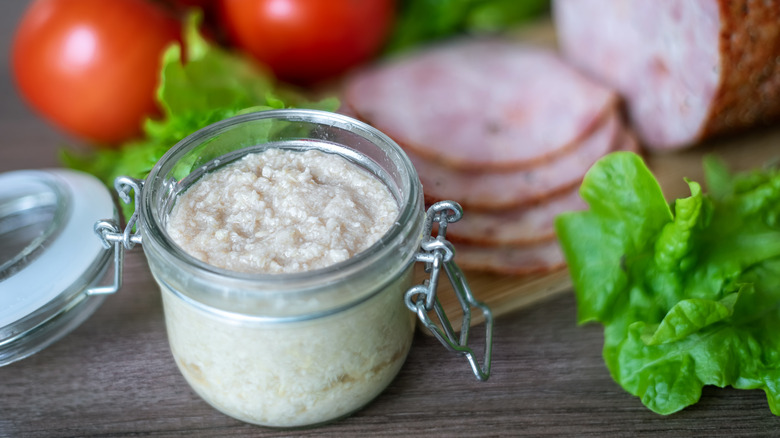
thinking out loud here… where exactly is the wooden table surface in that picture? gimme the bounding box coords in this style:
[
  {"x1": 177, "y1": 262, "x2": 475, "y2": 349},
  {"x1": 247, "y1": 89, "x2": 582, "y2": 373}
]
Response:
[{"x1": 3, "y1": 2, "x2": 780, "y2": 437}]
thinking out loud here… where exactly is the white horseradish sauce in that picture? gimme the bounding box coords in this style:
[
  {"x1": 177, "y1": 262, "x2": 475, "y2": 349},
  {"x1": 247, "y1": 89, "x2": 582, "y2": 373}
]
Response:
[{"x1": 167, "y1": 148, "x2": 399, "y2": 274}]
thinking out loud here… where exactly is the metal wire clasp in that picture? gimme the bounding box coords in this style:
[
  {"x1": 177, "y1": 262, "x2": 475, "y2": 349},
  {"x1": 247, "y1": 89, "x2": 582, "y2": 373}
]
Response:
[
  {"x1": 87, "y1": 177, "x2": 144, "y2": 296},
  {"x1": 405, "y1": 201, "x2": 494, "y2": 381}
]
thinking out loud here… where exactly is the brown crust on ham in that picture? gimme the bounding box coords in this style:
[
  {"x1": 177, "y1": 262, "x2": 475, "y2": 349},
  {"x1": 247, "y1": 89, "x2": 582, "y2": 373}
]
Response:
[{"x1": 703, "y1": 0, "x2": 780, "y2": 138}]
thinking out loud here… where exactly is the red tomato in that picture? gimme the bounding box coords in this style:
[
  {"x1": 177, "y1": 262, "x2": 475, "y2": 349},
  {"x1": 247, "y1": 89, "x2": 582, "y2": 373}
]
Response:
[
  {"x1": 12, "y1": 0, "x2": 180, "y2": 145},
  {"x1": 217, "y1": 0, "x2": 395, "y2": 85}
]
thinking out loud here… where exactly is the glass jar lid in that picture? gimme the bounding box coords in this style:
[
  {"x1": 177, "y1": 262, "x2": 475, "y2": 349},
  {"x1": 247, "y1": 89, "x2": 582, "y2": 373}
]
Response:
[{"x1": 0, "y1": 169, "x2": 115, "y2": 366}]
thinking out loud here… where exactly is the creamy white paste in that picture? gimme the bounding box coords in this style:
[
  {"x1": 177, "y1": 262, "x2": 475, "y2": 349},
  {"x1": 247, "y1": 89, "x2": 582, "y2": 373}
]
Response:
[{"x1": 167, "y1": 148, "x2": 399, "y2": 274}]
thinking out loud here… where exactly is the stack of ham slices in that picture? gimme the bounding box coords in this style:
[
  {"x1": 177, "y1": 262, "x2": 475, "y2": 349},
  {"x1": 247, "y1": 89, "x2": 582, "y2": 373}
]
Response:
[
  {"x1": 341, "y1": 0, "x2": 780, "y2": 275},
  {"x1": 343, "y1": 39, "x2": 638, "y2": 275}
]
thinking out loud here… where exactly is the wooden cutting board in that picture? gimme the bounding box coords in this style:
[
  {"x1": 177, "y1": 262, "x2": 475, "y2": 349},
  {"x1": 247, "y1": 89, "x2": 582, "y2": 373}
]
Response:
[{"x1": 416, "y1": 19, "x2": 780, "y2": 331}]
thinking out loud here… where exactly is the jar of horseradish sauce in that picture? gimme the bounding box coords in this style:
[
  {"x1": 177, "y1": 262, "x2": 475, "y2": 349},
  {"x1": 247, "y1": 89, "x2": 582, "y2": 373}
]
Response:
[{"x1": 94, "y1": 109, "x2": 492, "y2": 428}]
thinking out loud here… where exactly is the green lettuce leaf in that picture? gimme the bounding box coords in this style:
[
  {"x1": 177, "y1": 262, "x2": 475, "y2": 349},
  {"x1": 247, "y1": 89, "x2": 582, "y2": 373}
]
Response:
[
  {"x1": 555, "y1": 151, "x2": 780, "y2": 415},
  {"x1": 61, "y1": 13, "x2": 338, "y2": 219}
]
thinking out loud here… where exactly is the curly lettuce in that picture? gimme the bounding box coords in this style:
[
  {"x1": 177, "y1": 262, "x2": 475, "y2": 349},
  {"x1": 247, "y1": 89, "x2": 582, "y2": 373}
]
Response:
[{"x1": 555, "y1": 151, "x2": 780, "y2": 415}]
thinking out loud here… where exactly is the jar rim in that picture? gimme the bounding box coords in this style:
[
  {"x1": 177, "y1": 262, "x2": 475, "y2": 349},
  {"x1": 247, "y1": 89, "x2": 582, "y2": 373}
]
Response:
[{"x1": 138, "y1": 109, "x2": 424, "y2": 290}]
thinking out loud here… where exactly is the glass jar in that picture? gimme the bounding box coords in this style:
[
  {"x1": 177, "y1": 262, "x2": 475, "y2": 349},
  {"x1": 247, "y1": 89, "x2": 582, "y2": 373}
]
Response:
[{"x1": 99, "y1": 109, "x2": 492, "y2": 428}]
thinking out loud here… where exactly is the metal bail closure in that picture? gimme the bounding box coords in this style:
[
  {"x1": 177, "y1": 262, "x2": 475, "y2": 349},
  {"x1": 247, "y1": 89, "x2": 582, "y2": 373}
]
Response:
[
  {"x1": 87, "y1": 176, "x2": 144, "y2": 296},
  {"x1": 404, "y1": 201, "x2": 494, "y2": 381}
]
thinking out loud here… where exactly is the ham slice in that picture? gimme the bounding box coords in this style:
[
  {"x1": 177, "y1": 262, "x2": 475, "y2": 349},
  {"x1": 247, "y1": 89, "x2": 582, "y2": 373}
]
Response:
[
  {"x1": 554, "y1": 0, "x2": 780, "y2": 150},
  {"x1": 344, "y1": 39, "x2": 618, "y2": 170},
  {"x1": 453, "y1": 240, "x2": 566, "y2": 276},
  {"x1": 412, "y1": 108, "x2": 621, "y2": 210},
  {"x1": 446, "y1": 188, "x2": 585, "y2": 246}
]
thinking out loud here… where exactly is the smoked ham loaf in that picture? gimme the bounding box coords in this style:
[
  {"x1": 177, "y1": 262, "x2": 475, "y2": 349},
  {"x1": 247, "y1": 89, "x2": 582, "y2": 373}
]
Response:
[{"x1": 554, "y1": 0, "x2": 780, "y2": 151}]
